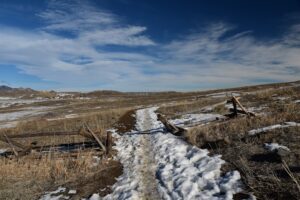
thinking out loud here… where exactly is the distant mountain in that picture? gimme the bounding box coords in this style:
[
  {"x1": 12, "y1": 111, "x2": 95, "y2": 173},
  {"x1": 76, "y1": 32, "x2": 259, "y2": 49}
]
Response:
[
  {"x1": 0, "y1": 85, "x2": 37, "y2": 97},
  {"x1": 0, "y1": 85, "x2": 13, "y2": 91}
]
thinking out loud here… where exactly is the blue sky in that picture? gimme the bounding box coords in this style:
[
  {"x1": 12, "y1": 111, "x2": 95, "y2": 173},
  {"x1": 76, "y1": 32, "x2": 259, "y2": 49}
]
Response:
[{"x1": 0, "y1": 0, "x2": 300, "y2": 91}]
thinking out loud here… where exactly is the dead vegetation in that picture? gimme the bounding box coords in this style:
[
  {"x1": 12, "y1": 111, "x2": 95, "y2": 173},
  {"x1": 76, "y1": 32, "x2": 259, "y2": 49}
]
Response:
[
  {"x1": 0, "y1": 104, "x2": 131, "y2": 199},
  {"x1": 158, "y1": 84, "x2": 300, "y2": 200}
]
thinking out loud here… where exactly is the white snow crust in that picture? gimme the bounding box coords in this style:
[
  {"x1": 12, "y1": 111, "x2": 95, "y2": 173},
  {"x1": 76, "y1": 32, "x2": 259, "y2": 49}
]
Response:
[
  {"x1": 101, "y1": 107, "x2": 242, "y2": 200},
  {"x1": 264, "y1": 143, "x2": 290, "y2": 152}
]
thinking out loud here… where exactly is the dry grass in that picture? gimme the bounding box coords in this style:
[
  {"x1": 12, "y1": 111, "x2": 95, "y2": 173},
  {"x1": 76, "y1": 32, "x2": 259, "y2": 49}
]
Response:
[
  {"x1": 155, "y1": 84, "x2": 300, "y2": 199},
  {"x1": 178, "y1": 86, "x2": 300, "y2": 199},
  {"x1": 0, "y1": 152, "x2": 98, "y2": 200}
]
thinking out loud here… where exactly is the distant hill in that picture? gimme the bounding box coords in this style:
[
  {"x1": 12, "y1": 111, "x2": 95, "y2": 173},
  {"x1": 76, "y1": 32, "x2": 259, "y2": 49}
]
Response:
[
  {"x1": 0, "y1": 85, "x2": 13, "y2": 91},
  {"x1": 0, "y1": 85, "x2": 37, "y2": 97}
]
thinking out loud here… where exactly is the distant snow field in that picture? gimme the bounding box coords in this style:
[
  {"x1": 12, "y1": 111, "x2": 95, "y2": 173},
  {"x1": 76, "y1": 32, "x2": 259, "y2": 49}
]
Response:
[
  {"x1": 0, "y1": 106, "x2": 57, "y2": 129},
  {"x1": 0, "y1": 96, "x2": 47, "y2": 108}
]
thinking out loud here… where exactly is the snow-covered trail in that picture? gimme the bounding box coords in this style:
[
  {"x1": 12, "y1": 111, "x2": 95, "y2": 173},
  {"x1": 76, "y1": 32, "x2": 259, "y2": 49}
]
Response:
[{"x1": 103, "y1": 107, "x2": 243, "y2": 200}]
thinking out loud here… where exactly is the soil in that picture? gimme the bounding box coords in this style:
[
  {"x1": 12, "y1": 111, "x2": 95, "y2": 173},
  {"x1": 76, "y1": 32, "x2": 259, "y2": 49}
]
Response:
[
  {"x1": 66, "y1": 159, "x2": 123, "y2": 199},
  {"x1": 114, "y1": 109, "x2": 136, "y2": 134}
]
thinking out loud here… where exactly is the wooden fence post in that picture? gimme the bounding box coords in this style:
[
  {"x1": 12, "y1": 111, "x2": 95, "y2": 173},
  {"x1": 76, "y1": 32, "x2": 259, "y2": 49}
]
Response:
[{"x1": 106, "y1": 131, "x2": 112, "y2": 155}]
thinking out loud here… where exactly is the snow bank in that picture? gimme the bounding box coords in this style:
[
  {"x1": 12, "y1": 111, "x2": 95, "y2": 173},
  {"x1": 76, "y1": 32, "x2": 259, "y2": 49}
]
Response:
[
  {"x1": 102, "y1": 107, "x2": 243, "y2": 200},
  {"x1": 248, "y1": 122, "x2": 300, "y2": 135}
]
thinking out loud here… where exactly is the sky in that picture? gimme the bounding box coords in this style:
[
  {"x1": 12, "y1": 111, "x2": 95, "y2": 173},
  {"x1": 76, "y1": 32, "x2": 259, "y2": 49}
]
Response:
[{"x1": 0, "y1": 0, "x2": 300, "y2": 91}]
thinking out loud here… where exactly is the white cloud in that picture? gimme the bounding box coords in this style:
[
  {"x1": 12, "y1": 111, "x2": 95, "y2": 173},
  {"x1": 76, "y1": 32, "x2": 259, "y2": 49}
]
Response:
[
  {"x1": 0, "y1": 1, "x2": 299, "y2": 91},
  {"x1": 38, "y1": 0, "x2": 117, "y2": 32}
]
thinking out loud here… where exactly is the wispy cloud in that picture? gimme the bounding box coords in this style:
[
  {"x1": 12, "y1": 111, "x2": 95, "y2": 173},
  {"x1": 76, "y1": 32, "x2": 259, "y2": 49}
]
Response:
[
  {"x1": 0, "y1": 0, "x2": 299, "y2": 91},
  {"x1": 38, "y1": 0, "x2": 117, "y2": 33}
]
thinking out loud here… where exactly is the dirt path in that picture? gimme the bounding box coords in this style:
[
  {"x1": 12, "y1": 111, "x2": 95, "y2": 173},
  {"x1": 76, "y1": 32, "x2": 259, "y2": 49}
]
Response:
[
  {"x1": 104, "y1": 107, "x2": 243, "y2": 200},
  {"x1": 137, "y1": 109, "x2": 161, "y2": 200}
]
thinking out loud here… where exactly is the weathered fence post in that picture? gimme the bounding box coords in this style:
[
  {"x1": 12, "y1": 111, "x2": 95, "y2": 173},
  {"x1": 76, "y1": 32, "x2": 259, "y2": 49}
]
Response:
[{"x1": 106, "y1": 131, "x2": 112, "y2": 155}]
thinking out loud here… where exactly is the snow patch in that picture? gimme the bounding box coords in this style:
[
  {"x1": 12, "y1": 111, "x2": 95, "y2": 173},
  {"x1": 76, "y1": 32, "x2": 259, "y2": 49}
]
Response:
[
  {"x1": 0, "y1": 97, "x2": 47, "y2": 108},
  {"x1": 39, "y1": 187, "x2": 68, "y2": 200},
  {"x1": 264, "y1": 143, "x2": 290, "y2": 152},
  {"x1": 273, "y1": 96, "x2": 289, "y2": 101},
  {"x1": 0, "y1": 148, "x2": 7, "y2": 154},
  {"x1": 0, "y1": 106, "x2": 56, "y2": 129},
  {"x1": 248, "y1": 122, "x2": 300, "y2": 135},
  {"x1": 46, "y1": 114, "x2": 79, "y2": 121},
  {"x1": 170, "y1": 113, "x2": 225, "y2": 127},
  {"x1": 68, "y1": 190, "x2": 77, "y2": 195}
]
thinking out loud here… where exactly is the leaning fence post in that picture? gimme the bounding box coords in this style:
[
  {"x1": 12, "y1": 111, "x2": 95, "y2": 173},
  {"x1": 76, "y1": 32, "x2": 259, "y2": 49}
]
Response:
[{"x1": 84, "y1": 123, "x2": 106, "y2": 152}]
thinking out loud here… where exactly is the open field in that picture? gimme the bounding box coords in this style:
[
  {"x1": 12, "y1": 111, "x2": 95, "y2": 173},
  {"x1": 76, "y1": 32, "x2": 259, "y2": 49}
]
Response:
[{"x1": 0, "y1": 81, "x2": 299, "y2": 199}]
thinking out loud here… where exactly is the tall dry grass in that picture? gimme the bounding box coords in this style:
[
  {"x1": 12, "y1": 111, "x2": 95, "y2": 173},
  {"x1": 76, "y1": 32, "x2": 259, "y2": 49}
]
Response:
[{"x1": 0, "y1": 151, "x2": 98, "y2": 200}]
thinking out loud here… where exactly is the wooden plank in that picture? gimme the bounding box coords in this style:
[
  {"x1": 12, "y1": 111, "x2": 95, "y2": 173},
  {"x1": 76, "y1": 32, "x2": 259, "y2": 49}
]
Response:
[
  {"x1": 157, "y1": 114, "x2": 186, "y2": 136},
  {"x1": 2, "y1": 133, "x2": 18, "y2": 157},
  {"x1": 0, "y1": 135, "x2": 27, "y2": 150},
  {"x1": 84, "y1": 124, "x2": 106, "y2": 152},
  {"x1": 7, "y1": 131, "x2": 79, "y2": 139},
  {"x1": 157, "y1": 114, "x2": 179, "y2": 133}
]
